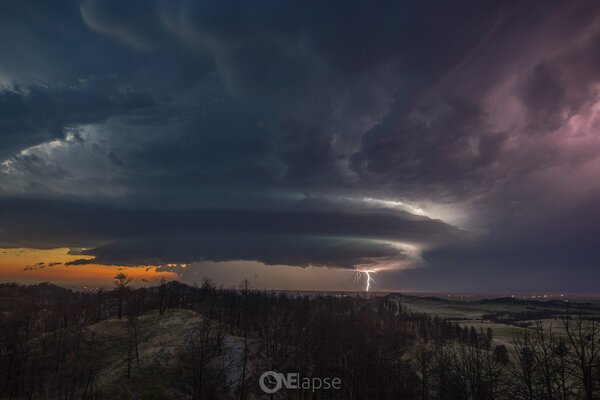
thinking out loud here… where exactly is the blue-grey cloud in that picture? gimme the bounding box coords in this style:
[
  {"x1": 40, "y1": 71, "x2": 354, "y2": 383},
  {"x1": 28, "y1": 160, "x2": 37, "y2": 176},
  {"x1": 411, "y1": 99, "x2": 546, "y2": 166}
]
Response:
[
  {"x1": 1, "y1": 0, "x2": 600, "y2": 290},
  {"x1": 0, "y1": 197, "x2": 462, "y2": 269}
]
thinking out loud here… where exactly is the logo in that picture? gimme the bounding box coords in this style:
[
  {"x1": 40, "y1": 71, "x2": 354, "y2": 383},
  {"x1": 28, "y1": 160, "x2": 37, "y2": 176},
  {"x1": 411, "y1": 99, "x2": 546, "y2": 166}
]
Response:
[
  {"x1": 259, "y1": 371, "x2": 282, "y2": 394},
  {"x1": 259, "y1": 371, "x2": 341, "y2": 394}
]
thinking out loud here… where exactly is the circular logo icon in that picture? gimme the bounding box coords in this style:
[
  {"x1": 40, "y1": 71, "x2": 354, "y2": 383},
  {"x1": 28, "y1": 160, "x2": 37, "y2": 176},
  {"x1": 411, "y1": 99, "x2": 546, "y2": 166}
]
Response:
[{"x1": 259, "y1": 371, "x2": 282, "y2": 394}]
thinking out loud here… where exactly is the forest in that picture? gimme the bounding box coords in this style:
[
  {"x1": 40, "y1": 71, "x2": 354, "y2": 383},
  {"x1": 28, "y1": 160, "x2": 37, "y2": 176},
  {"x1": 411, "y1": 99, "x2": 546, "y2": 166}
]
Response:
[{"x1": 0, "y1": 279, "x2": 599, "y2": 400}]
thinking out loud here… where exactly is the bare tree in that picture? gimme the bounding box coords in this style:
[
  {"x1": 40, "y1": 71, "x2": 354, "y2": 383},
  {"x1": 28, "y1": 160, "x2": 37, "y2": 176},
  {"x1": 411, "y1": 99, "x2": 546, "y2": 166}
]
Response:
[
  {"x1": 415, "y1": 342, "x2": 433, "y2": 400},
  {"x1": 175, "y1": 320, "x2": 223, "y2": 400},
  {"x1": 114, "y1": 273, "x2": 134, "y2": 319},
  {"x1": 511, "y1": 330, "x2": 538, "y2": 400},
  {"x1": 562, "y1": 311, "x2": 600, "y2": 400},
  {"x1": 238, "y1": 278, "x2": 252, "y2": 400}
]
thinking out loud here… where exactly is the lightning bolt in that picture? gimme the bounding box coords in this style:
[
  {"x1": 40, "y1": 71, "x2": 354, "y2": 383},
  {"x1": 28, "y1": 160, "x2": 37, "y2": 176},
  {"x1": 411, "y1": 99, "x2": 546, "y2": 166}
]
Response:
[
  {"x1": 364, "y1": 271, "x2": 375, "y2": 292},
  {"x1": 354, "y1": 270, "x2": 375, "y2": 292}
]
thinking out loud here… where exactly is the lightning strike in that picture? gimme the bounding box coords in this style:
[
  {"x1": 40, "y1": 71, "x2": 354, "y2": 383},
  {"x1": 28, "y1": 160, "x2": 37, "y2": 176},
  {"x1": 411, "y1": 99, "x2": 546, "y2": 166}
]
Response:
[
  {"x1": 354, "y1": 269, "x2": 376, "y2": 292},
  {"x1": 364, "y1": 271, "x2": 375, "y2": 292}
]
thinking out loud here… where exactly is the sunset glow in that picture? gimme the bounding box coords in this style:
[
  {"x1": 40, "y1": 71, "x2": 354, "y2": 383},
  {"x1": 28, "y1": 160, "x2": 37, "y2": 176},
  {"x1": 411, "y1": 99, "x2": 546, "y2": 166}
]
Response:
[{"x1": 0, "y1": 248, "x2": 175, "y2": 287}]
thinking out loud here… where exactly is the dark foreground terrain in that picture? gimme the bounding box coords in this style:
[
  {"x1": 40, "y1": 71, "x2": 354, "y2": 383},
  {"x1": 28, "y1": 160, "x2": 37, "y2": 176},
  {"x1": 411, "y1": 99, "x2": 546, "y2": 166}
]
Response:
[{"x1": 1, "y1": 280, "x2": 599, "y2": 399}]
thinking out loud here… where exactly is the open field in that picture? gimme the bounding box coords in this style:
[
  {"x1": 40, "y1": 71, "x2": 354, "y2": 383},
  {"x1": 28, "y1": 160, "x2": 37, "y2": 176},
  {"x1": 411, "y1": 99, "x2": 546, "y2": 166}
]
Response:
[{"x1": 392, "y1": 293, "x2": 600, "y2": 345}]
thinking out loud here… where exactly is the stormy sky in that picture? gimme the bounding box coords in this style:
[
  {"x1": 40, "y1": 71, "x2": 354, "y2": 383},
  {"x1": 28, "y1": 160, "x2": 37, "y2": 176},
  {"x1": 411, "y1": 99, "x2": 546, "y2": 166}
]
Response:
[{"x1": 1, "y1": 0, "x2": 600, "y2": 292}]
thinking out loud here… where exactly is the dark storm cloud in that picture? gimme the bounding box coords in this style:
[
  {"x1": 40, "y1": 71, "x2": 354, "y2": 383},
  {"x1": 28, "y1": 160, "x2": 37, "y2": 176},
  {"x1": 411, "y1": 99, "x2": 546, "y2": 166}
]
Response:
[
  {"x1": 0, "y1": 198, "x2": 461, "y2": 247},
  {"x1": 351, "y1": 1, "x2": 600, "y2": 202},
  {"x1": 66, "y1": 234, "x2": 409, "y2": 269},
  {"x1": 0, "y1": 197, "x2": 462, "y2": 268},
  {"x1": 1, "y1": 0, "x2": 600, "y2": 289},
  {"x1": 77, "y1": 0, "x2": 510, "y2": 188},
  {"x1": 350, "y1": 96, "x2": 508, "y2": 201},
  {"x1": 0, "y1": 81, "x2": 157, "y2": 160}
]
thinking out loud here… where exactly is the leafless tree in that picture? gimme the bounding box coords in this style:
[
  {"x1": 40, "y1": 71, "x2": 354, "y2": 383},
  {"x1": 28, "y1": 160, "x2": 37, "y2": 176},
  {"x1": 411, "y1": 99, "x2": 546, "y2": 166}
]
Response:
[
  {"x1": 562, "y1": 311, "x2": 600, "y2": 400},
  {"x1": 114, "y1": 273, "x2": 134, "y2": 319}
]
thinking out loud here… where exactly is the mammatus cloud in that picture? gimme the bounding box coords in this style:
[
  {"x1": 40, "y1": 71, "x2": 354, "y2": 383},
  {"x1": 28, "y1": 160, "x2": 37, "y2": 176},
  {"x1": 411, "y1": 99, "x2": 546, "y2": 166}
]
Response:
[{"x1": 1, "y1": 0, "x2": 600, "y2": 290}]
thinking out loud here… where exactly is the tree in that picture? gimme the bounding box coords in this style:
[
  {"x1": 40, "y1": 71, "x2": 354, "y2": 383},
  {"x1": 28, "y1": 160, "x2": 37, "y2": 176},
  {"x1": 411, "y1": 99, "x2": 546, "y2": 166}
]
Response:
[
  {"x1": 175, "y1": 321, "x2": 223, "y2": 400},
  {"x1": 562, "y1": 312, "x2": 600, "y2": 400},
  {"x1": 511, "y1": 330, "x2": 538, "y2": 400},
  {"x1": 237, "y1": 278, "x2": 252, "y2": 400},
  {"x1": 114, "y1": 273, "x2": 134, "y2": 319},
  {"x1": 415, "y1": 342, "x2": 433, "y2": 400},
  {"x1": 487, "y1": 345, "x2": 509, "y2": 400}
]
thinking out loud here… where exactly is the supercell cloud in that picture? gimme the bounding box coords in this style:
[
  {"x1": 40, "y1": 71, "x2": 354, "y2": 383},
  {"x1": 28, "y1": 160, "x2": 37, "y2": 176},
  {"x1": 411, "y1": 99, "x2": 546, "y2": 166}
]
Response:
[{"x1": 1, "y1": 0, "x2": 600, "y2": 291}]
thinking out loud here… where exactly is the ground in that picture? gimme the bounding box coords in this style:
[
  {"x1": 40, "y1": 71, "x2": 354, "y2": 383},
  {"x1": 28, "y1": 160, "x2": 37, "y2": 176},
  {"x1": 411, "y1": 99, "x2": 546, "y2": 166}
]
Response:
[{"x1": 394, "y1": 294, "x2": 600, "y2": 346}]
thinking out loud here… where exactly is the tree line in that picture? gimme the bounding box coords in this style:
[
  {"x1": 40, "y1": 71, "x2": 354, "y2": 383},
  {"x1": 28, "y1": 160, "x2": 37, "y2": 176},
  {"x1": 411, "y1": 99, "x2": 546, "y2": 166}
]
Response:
[{"x1": 0, "y1": 279, "x2": 599, "y2": 399}]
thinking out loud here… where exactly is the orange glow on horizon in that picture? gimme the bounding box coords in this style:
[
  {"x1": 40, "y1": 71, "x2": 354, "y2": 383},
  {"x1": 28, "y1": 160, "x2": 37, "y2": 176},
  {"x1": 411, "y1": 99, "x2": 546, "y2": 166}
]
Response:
[{"x1": 0, "y1": 248, "x2": 176, "y2": 287}]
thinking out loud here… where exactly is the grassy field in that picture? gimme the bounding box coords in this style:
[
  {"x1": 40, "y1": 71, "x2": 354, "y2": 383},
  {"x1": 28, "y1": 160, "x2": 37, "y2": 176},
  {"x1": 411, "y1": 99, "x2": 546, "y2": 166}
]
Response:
[
  {"x1": 85, "y1": 309, "x2": 203, "y2": 399},
  {"x1": 393, "y1": 294, "x2": 600, "y2": 346},
  {"x1": 84, "y1": 309, "x2": 260, "y2": 399}
]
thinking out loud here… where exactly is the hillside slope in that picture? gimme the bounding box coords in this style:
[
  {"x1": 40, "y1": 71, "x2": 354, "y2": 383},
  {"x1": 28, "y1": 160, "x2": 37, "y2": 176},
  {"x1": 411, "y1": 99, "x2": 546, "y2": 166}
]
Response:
[{"x1": 86, "y1": 309, "x2": 249, "y2": 400}]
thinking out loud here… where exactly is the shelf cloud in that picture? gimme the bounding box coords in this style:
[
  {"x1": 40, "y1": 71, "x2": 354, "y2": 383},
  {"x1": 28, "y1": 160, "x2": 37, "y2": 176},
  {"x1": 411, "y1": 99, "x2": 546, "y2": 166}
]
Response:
[{"x1": 1, "y1": 0, "x2": 600, "y2": 290}]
